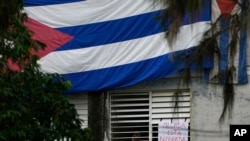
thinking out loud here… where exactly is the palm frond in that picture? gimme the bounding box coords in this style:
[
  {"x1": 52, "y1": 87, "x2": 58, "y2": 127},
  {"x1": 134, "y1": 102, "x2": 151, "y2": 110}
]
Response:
[
  {"x1": 219, "y1": 67, "x2": 235, "y2": 122},
  {"x1": 154, "y1": 0, "x2": 204, "y2": 45}
]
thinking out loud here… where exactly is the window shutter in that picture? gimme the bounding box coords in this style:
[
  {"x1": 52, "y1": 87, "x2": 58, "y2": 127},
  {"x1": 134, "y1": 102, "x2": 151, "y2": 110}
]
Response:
[{"x1": 110, "y1": 92, "x2": 150, "y2": 141}]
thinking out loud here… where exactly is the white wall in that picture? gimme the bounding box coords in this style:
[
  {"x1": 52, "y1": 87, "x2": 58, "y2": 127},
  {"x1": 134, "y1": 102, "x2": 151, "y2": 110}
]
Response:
[{"x1": 190, "y1": 79, "x2": 250, "y2": 141}]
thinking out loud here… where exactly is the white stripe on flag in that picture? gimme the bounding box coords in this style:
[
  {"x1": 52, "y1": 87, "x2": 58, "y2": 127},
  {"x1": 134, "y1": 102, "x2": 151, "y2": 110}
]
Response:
[
  {"x1": 24, "y1": 0, "x2": 163, "y2": 28},
  {"x1": 38, "y1": 21, "x2": 210, "y2": 74}
]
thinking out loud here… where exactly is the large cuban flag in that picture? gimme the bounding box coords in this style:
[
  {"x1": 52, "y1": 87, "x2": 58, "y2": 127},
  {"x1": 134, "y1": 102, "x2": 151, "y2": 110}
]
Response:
[{"x1": 23, "y1": 0, "x2": 211, "y2": 93}]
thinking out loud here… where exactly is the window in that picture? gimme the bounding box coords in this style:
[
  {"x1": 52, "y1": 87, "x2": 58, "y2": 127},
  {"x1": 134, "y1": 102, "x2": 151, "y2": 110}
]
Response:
[{"x1": 108, "y1": 90, "x2": 191, "y2": 141}]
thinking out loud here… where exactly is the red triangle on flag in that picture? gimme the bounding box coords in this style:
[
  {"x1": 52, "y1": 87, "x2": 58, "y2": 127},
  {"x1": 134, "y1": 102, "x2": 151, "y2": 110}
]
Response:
[
  {"x1": 24, "y1": 18, "x2": 73, "y2": 58},
  {"x1": 8, "y1": 18, "x2": 73, "y2": 71},
  {"x1": 216, "y1": 0, "x2": 237, "y2": 15}
]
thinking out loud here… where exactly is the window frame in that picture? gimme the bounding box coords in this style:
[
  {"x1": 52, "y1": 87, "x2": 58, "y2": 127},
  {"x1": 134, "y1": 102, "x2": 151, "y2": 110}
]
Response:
[{"x1": 108, "y1": 89, "x2": 191, "y2": 141}]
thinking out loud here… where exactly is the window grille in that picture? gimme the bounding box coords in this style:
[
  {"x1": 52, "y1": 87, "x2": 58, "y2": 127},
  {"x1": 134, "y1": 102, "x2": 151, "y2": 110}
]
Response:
[{"x1": 109, "y1": 90, "x2": 191, "y2": 141}]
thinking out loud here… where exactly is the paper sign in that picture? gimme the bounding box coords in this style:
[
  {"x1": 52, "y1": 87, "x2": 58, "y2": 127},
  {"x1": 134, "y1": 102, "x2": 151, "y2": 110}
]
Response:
[{"x1": 158, "y1": 120, "x2": 189, "y2": 141}]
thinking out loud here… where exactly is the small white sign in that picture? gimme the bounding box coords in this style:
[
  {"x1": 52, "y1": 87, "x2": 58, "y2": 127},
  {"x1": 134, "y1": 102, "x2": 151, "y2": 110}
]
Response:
[{"x1": 158, "y1": 120, "x2": 189, "y2": 141}]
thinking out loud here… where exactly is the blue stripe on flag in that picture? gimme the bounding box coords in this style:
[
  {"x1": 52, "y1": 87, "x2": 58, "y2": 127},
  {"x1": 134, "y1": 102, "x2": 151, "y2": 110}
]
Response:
[
  {"x1": 24, "y1": 0, "x2": 85, "y2": 6},
  {"x1": 63, "y1": 47, "x2": 213, "y2": 93},
  {"x1": 219, "y1": 18, "x2": 230, "y2": 76},
  {"x1": 56, "y1": 8, "x2": 210, "y2": 51},
  {"x1": 56, "y1": 10, "x2": 164, "y2": 51},
  {"x1": 238, "y1": 26, "x2": 248, "y2": 84}
]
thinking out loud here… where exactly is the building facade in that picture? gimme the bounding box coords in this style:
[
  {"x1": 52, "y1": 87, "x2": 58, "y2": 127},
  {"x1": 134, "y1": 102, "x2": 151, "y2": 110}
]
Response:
[{"x1": 69, "y1": 69, "x2": 250, "y2": 141}]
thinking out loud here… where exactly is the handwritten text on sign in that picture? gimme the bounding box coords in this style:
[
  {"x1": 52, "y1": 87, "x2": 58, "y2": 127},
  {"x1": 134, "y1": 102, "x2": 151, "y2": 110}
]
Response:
[{"x1": 158, "y1": 120, "x2": 189, "y2": 141}]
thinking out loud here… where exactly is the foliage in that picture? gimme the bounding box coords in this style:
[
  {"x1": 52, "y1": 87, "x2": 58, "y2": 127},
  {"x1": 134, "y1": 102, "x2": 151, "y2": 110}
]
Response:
[
  {"x1": 82, "y1": 128, "x2": 93, "y2": 141},
  {"x1": 155, "y1": 0, "x2": 204, "y2": 45},
  {"x1": 155, "y1": 0, "x2": 249, "y2": 122},
  {"x1": 0, "y1": 0, "x2": 90, "y2": 140}
]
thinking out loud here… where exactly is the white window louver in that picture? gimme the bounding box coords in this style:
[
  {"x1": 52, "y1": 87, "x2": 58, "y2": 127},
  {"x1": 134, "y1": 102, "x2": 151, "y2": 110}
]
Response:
[
  {"x1": 109, "y1": 90, "x2": 191, "y2": 141},
  {"x1": 56, "y1": 94, "x2": 88, "y2": 141},
  {"x1": 67, "y1": 94, "x2": 88, "y2": 128}
]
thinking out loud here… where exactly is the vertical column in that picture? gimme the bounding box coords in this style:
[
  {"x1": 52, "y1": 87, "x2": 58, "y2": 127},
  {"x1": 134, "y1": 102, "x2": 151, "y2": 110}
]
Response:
[{"x1": 88, "y1": 91, "x2": 106, "y2": 141}]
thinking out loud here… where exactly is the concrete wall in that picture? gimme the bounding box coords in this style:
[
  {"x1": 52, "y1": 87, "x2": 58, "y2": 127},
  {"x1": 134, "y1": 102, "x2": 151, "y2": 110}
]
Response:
[
  {"x1": 190, "y1": 79, "x2": 250, "y2": 141},
  {"x1": 116, "y1": 76, "x2": 250, "y2": 141},
  {"x1": 88, "y1": 92, "x2": 107, "y2": 141}
]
